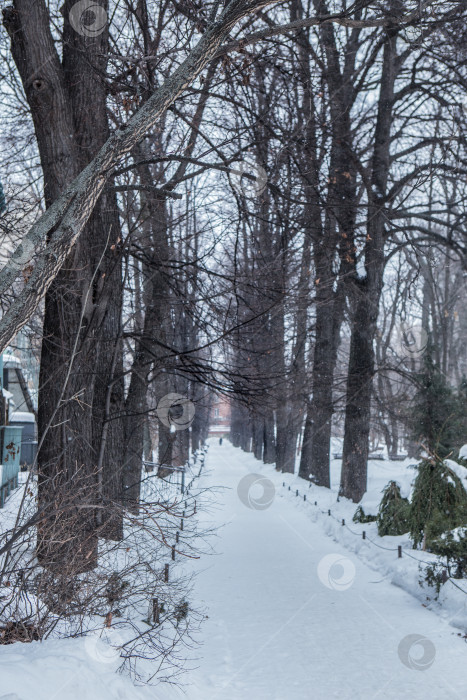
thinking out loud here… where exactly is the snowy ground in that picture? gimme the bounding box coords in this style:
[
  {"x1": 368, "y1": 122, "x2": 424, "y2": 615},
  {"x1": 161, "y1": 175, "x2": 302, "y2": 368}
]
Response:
[{"x1": 1, "y1": 441, "x2": 467, "y2": 699}]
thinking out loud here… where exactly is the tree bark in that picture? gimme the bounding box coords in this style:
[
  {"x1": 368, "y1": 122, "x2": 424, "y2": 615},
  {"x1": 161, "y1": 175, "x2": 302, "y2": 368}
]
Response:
[
  {"x1": 252, "y1": 414, "x2": 263, "y2": 460},
  {"x1": 263, "y1": 410, "x2": 276, "y2": 463},
  {"x1": 297, "y1": 0, "x2": 358, "y2": 486},
  {"x1": 4, "y1": 0, "x2": 124, "y2": 566},
  {"x1": 340, "y1": 11, "x2": 400, "y2": 502}
]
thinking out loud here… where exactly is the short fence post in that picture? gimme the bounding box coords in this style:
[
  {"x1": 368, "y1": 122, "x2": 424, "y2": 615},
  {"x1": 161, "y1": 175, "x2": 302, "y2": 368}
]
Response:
[
  {"x1": 181, "y1": 518, "x2": 184, "y2": 531},
  {"x1": 172, "y1": 545, "x2": 175, "y2": 560},
  {"x1": 176, "y1": 531, "x2": 179, "y2": 544},
  {"x1": 296, "y1": 489, "x2": 299, "y2": 497},
  {"x1": 164, "y1": 564, "x2": 169, "y2": 582},
  {"x1": 328, "y1": 509, "x2": 331, "y2": 516},
  {"x1": 303, "y1": 494, "x2": 306, "y2": 502},
  {"x1": 398, "y1": 545, "x2": 402, "y2": 558},
  {"x1": 362, "y1": 530, "x2": 366, "y2": 540},
  {"x1": 342, "y1": 519, "x2": 345, "y2": 526},
  {"x1": 152, "y1": 598, "x2": 160, "y2": 624}
]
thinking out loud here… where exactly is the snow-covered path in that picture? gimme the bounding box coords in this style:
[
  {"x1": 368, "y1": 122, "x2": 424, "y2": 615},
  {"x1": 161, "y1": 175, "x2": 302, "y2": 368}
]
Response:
[
  {"x1": 1, "y1": 441, "x2": 466, "y2": 700},
  {"x1": 178, "y1": 441, "x2": 467, "y2": 700}
]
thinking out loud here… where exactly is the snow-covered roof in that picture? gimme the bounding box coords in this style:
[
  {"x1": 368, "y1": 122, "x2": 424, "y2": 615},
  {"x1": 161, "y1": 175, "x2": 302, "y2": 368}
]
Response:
[
  {"x1": 10, "y1": 411, "x2": 35, "y2": 423},
  {"x1": 3, "y1": 353, "x2": 21, "y2": 368}
]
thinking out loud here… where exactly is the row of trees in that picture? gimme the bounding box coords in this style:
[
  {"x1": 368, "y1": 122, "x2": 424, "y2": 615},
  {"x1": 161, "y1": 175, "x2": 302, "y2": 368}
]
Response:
[
  {"x1": 227, "y1": 0, "x2": 467, "y2": 497},
  {"x1": 0, "y1": 0, "x2": 466, "y2": 585}
]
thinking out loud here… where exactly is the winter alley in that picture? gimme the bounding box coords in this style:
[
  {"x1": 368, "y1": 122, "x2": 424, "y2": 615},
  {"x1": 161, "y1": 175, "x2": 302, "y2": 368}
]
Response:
[{"x1": 176, "y1": 441, "x2": 467, "y2": 700}]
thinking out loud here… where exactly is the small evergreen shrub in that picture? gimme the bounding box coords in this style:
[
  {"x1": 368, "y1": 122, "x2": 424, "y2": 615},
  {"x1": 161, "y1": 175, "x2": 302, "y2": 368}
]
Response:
[
  {"x1": 430, "y1": 527, "x2": 467, "y2": 579},
  {"x1": 174, "y1": 600, "x2": 189, "y2": 626},
  {"x1": 376, "y1": 481, "x2": 410, "y2": 536},
  {"x1": 352, "y1": 505, "x2": 377, "y2": 524},
  {"x1": 420, "y1": 562, "x2": 448, "y2": 598},
  {"x1": 409, "y1": 458, "x2": 467, "y2": 549}
]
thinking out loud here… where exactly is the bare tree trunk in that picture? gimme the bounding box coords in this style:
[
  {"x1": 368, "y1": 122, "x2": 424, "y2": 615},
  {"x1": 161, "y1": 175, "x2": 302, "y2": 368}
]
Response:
[
  {"x1": 276, "y1": 404, "x2": 300, "y2": 473},
  {"x1": 299, "y1": 273, "x2": 345, "y2": 485},
  {"x1": 123, "y1": 158, "x2": 171, "y2": 506},
  {"x1": 263, "y1": 411, "x2": 276, "y2": 463},
  {"x1": 4, "y1": 0, "x2": 124, "y2": 567},
  {"x1": 293, "y1": 1, "x2": 357, "y2": 486},
  {"x1": 252, "y1": 414, "x2": 263, "y2": 460},
  {"x1": 230, "y1": 402, "x2": 243, "y2": 447},
  {"x1": 340, "y1": 12, "x2": 399, "y2": 502},
  {"x1": 191, "y1": 383, "x2": 205, "y2": 452}
]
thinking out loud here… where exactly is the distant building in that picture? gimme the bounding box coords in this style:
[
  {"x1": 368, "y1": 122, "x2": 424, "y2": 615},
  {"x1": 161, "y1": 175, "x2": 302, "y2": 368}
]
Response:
[
  {"x1": 208, "y1": 395, "x2": 231, "y2": 438},
  {"x1": 2, "y1": 353, "x2": 37, "y2": 468},
  {"x1": 3, "y1": 353, "x2": 35, "y2": 415}
]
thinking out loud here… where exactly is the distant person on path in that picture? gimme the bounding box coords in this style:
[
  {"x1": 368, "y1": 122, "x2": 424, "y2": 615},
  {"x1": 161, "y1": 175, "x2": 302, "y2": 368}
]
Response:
[{"x1": 219, "y1": 437, "x2": 223, "y2": 445}]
